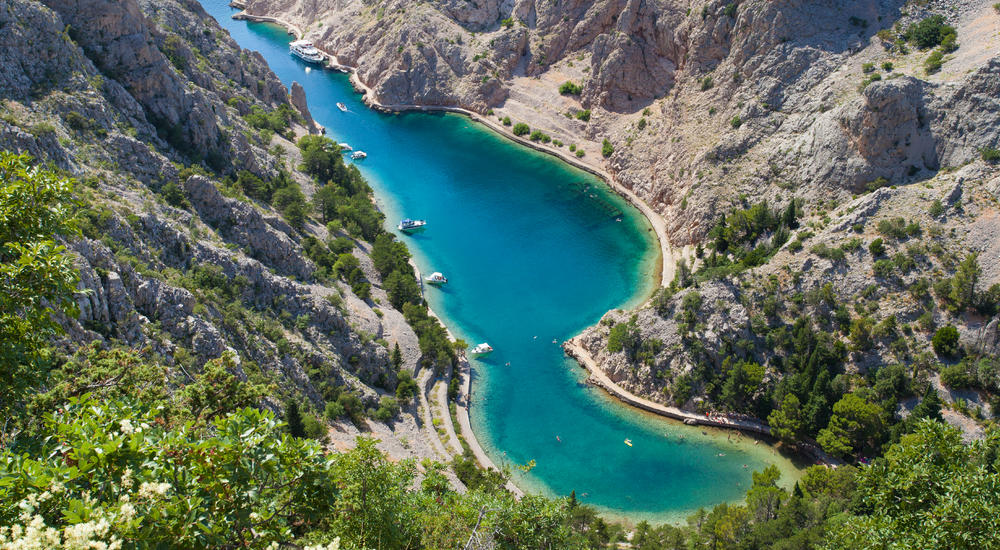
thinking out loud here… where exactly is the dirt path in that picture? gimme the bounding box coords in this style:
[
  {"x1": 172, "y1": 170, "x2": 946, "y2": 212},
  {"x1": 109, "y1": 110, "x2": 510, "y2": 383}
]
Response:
[
  {"x1": 417, "y1": 368, "x2": 452, "y2": 461},
  {"x1": 433, "y1": 380, "x2": 464, "y2": 455}
]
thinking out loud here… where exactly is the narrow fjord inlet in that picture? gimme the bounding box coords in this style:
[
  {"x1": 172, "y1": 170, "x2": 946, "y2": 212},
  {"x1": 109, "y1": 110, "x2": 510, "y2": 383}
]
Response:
[{"x1": 202, "y1": 0, "x2": 799, "y2": 518}]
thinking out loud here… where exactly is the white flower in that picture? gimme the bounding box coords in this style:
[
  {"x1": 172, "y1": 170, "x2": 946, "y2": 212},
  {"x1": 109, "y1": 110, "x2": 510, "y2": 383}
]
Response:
[
  {"x1": 119, "y1": 419, "x2": 134, "y2": 435},
  {"x1": 119, "y1": 502, "x2": 136, "y2": 522},
  {"x1": 303, "y1": 538, "x2": 341, "y2": 550},
  {"x1": 120, "y1": 468, "x2": 133, "y2": 491},
  {"x1": 50, "y1": 481, "x2": 66, "y2": 494},
  {"x1": 137, "y1": 481, "x2": 171, "y2": 499}
]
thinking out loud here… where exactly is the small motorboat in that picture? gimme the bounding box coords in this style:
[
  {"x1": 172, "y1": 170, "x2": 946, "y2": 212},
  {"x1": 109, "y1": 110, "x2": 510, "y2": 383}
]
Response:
[
  {"x1": 337, "y1": 102, "x2": 348, "y2": 112},
  {"x1": 397, "y1": 218, "x2": 427, "y2": 231},
  {"x1": 624, "y1": 439, "x2": 633, "y2": 447},
  {"x1": 350, "y1": 151, "x2": 367, "y2": 160},
  {"x1": 470, "y1": 343, "x2": 493, "y2": 356},
  {"x1": 337, "y1": 142, "x2": 352, "y2": 152},
  {"x1": 424, "y1": 272, "x2": 448, "y2": 285},
  {"x1": 289, "y1": 40, "x2": 325, "y2": 65}
]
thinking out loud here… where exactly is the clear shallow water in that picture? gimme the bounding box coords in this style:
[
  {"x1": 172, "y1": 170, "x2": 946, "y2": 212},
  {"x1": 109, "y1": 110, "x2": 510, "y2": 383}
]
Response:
[{"x1": 202, "y1": 0, "x2": 801, "y2": 520}]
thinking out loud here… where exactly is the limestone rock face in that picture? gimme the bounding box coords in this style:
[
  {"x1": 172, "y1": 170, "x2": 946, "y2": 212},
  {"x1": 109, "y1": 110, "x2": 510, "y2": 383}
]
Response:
[
  {"x1": 183, "y1": 175, "x2": 315, "y2": 280},
  {"x1": 0, "y1": 0, "x2": 428, "y2": 425},
  {"x1": 290, "y1": 81, "x2": 318, "y2": 133},
  {"x1": 932, "y1": 57, "x2": 1000, "y2": 166}
]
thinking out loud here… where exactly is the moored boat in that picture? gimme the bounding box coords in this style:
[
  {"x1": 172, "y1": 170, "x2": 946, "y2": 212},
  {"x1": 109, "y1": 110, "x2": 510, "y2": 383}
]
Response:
[
  {"x1": 289, "y1": 40, "x2": 324, "y2": 65},
  {"x1": 397, "y1": 218, "x2": 427, "y2": 231},
  {"x1": 424, "y1": 272, "x2": 448, "y2": 285},
  {"x1": 470, "y1": 343, "x2": 493, "y2": 356},
  {"x1": 350, "y1": 151, "x2": 367, "y2": 160},
  {"x1": 337, "y1": 142, "x2": 352, "y2": 152}
]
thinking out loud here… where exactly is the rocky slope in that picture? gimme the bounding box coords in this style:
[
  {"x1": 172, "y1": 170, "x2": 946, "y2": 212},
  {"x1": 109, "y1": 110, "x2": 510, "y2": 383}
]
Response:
[{"x1": 0, "y1": 0, "x2": 466, "y2": 472}]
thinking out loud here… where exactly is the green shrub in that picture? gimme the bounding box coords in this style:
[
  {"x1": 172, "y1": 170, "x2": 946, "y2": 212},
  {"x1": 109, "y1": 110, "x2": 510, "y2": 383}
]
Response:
[
  {"x1": 982, "y1": 147, "x2": 1000, "y2": 163},
  {"x1": 928, "y1": 199, "x2": 944, "y2": 217},
  {"x1": 860, "y1": 72, "x2": 882, "y2": 88},
  {"x1": 700, "y1": 76, "x2": 714, "y2": 91},
  {"x1": 29, "y1": 122, "x2": 56, "y2": 138},
  {"x1": 868, "y1": 238, "x2": 885, "y2": 256},
  {"x1": 501, "y1": 116, "x2": 511, "y2": 126},
  {"x1": 925, "y1": 50, "x2": 944, "y2": 74},
  {"x1": 529, "y1": 129, "x2": 551, "y2": 143},
  {"x1": 637, "y1": 117, "x2": 647, "y2": 130},
  {"x1": 882, "y1": 61, "x2": 894, "y2": 71},
  {"x1": 512, "y1": 122, "x2": 530, "y2": 136},
  {"x1": 160, "y1": 181, "x2": 189, "y2": 209},
  {"x1": 575, "y1": 109, "x2": 591, "y2": 122},
  {"x1": 501, "y1": 17, "x2": 514, "y2": 29},
  {"x1": 862, "y1": 62, "x2": 875, "y2": 73},
  {"x1": 932, "y1": 325, "x2": 960, "y2": 357},
  {"x1": 723, "y1": 2, "x2": 737, "y2": 17},
  {"x1": 575, "y1": 149, "x2": 585, "y2": 158},
  {"x1": 559, "y1": 81, "x2": 583, "y2": 95},
  {"x1": 939, "y1": 363, "x2": 972, "y2": 388},
  {"x1": 324, "y1": 400, "x2": 345, "y2": 420},
  {"x1": 373, "y1": 396, "x2": 399, "y2": 422},
  {"x1": 601, "y1": 138, "x2": 614, "y2": 158},
  {"x1": 905, "y1": 16, "x2": 957, "y2": 50},
  {"x1": 730, "y1": 115, "x2": 742, "y2": 129}
]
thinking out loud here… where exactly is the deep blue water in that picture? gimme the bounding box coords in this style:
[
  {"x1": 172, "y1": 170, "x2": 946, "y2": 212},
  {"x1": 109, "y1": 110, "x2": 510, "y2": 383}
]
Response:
[{"x1": 202, "y1": 1, "x2": 799, "y2": 520}]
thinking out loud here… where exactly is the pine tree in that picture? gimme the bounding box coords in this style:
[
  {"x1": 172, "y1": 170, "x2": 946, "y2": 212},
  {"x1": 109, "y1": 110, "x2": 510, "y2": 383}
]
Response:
[
  {"x1": 782, "y1": 199, "x2": 798, "y2": 228},
  {"x1": 286, "y1": 400, "x2": 305, "y2": 438},
  {"x1": 391, "y1": 343, "x2": 403, "y2": 371}
]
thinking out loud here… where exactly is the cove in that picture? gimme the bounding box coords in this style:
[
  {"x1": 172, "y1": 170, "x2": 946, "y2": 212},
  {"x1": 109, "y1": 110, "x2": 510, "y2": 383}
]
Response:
[{"x1": 202, "y1": 0, "x2": 802, "y2": 521}]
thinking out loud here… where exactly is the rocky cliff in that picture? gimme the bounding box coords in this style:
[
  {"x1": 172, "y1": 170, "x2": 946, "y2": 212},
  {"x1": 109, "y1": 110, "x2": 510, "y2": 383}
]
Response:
[{"x1": 0, "y1": 0, "x2": 457, "y2": 465}]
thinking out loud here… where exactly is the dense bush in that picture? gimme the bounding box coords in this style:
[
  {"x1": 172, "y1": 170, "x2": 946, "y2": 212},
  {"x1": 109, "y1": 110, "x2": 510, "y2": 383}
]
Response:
[
  {"x1": 932, "y1": 325, "x2": 960, "y2": 357},
  {"x1": 512, "y1": 122, "x2": 530, "y2": 136},
  {"x1": 905, "y1": 15, "x2": 957, "y2": 50},
  {"x1": 558, "y1": 81, "x2": 583, "y2": 95}
]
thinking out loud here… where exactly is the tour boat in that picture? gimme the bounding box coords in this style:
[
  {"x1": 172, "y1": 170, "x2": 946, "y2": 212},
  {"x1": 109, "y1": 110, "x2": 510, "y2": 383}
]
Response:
[
  {"x1": 350, "y1": 151, "x2": 367, "y2": 160},
  {"x1": 289, "y1": 40, "x2": 324, "y2": 65},
  {"x1": 397, "y1": 218, "x2": 427, "y2": 231},
  {"x1": 424, "y1": 272, "x2": 448, "y2": 285},
  {"x1": 470, "y1": 343, "x2": 493, "y2": 356},
  {"x1": 624, "y1": 439, "x2": 633, "y2": 447},
  {"x1": 337, "y1": 102, "x2": 348, "y2": 112},
  {"x1": 337, "y1": 142, "x2": 352, "y2": 152}
]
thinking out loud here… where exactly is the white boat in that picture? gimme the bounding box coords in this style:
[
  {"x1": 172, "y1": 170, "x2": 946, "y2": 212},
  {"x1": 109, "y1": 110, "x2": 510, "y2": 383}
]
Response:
[
  {"x1": 337, "y1": 102, "x2": 348, "y2": 112},
  {"x1": 424, "y1": 272, "x2": 448, "y2": 285},
  {"x1": 337, "y1": 142, "x2": 352, "y2": 152},
  {"x1": 470, "y1": 343, "x2": 493, "y2": 356},
  {"x1": 397, "y1": 219, "x2": 426, "y2": 231},
  {"x1": 289, "y1": 40, "x2": 324, "y2": 65},
  {"x1": 350, "y1": 151, "x2": 367, "y2": 160}
]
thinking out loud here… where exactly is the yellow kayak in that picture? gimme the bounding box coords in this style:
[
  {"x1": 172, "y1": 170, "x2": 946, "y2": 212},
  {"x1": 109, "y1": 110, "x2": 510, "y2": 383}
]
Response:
[{"x1": 624, "y1": 439, "x2": 632, "y2": 447}]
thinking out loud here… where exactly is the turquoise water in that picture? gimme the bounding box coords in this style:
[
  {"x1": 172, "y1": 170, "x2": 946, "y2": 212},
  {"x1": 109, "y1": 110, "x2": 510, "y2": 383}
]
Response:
[{"x1": 202, "y1": 1, "x2": 800, "y2": 520}]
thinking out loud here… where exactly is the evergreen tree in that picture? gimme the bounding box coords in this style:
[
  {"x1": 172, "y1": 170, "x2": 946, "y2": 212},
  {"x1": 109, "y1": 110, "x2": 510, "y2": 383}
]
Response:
[
  {"x1": 285, "y1": 400, "x2": 305, "y2": 438},
  {"x1": 391, "y1": 343, "x2": 403, "y2": 370}
]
